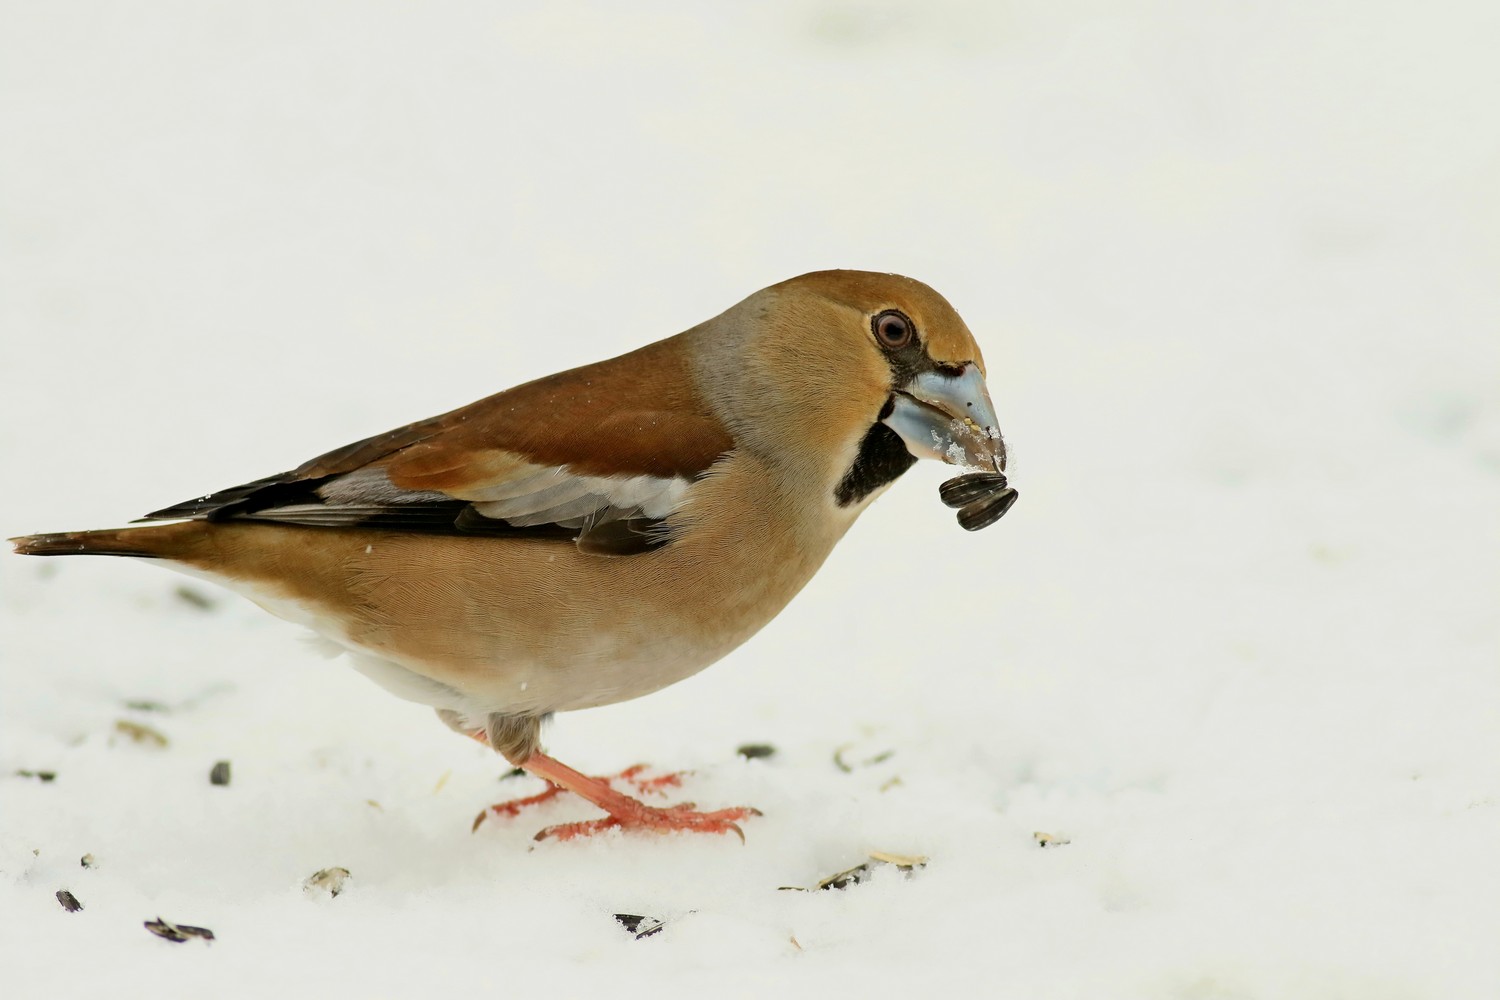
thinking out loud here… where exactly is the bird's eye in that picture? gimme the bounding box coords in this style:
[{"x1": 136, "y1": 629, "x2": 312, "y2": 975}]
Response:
[{"x1": 872, "y1": 310, "x2": 915, "y2": 350}]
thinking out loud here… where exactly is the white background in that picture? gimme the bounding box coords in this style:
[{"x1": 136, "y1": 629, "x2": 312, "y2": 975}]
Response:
[{"x1": 3, "y1": 2, "x2": 1497, "y2": 997}]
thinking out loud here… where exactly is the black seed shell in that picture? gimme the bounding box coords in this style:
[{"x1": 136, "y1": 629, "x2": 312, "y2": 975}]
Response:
[
  {"x1": 938, "y1": 472, "x2": 1009, "y2": 509},
  {"x1": 957, "y1": 487, "x2": 1018, "y2": 531}
]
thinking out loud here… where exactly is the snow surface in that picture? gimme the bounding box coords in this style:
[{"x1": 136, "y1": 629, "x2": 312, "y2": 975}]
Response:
[{"x1": 3, "y1": 2, "x2": 1498, "y2": 997}]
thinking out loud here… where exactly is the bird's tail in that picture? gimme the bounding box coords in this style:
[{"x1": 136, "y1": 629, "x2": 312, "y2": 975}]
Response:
[{"x1": 10, "y1": 523, "x2": 204, "y2": 560}]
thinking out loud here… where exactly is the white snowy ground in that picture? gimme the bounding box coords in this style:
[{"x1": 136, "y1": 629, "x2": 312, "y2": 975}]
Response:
[{"x1": 2, "y1": 2, "x2": 1498, "y2": 997}]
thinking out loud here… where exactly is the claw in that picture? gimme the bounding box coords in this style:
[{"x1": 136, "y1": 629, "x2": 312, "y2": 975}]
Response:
[
  {"x1": 472, "y1": 783, "x2": 568, "y2": 831},
  {"x1": 536, "y1": 816, "x2": 620, "y2": 841}
]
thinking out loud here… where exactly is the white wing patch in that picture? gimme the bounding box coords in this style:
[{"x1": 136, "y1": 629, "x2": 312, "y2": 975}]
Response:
[
  {"x1": 472, "y1": 471, "x2": 690, "y2": 527},
  {"x1": 217, "y1": 463, "x2": 694, "y2": 554},
  {"x1": 306, "y1": 464, "x2": 690, "y2": 531}
]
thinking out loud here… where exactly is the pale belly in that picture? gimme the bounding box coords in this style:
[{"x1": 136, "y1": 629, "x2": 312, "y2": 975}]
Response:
[
  {"x1": 167, "y1": 453, "x2": 869, "y2": 721},
  {"x1": 179, "y1": 509, "x2": 851, "y2": 720}
]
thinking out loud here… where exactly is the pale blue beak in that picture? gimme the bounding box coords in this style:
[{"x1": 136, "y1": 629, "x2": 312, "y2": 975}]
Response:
[{"x1": 882, "y1": 364, "x2": 1006, "y2": 472}]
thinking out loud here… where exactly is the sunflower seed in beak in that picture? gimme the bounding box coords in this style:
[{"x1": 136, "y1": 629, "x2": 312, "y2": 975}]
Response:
[
  {"x1": 955, "y1": 487, "x2": 1018, "y2": 531},
  {"x1": 938, "y1": 471, "x2": 1009, "y2": 508}
]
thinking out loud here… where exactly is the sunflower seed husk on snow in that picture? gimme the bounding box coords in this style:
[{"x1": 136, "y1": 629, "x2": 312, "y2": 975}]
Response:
[
  {"x1": 613, "y1": 913, "x2": 665, "y2": 939},
  {"x1": 303, "y1": 867, "x2": 352, "y2": 897},
  {"x1": 144, "y1": 917, "x2": 215, "y2": 943},
  {"x1": 779, "y1": 851, "x2": 929, "y2": 891},
  {"x1": 114, "y1": 720, "x2": 169, "y2": 748}
]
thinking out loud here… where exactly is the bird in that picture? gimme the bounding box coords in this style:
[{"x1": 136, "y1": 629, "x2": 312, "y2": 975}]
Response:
[{"x1": 11, "y1": 269, "x2": 1009, "y2": 841}]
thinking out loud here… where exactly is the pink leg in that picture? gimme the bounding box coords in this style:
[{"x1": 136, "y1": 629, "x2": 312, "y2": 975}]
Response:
[{"x1": 468, "y1": 729, "x2": 568, "y2": 832}]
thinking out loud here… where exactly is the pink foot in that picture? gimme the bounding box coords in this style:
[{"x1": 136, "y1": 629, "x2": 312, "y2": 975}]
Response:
[
  {"x1": 473, "y1": 764, "x2": 689, "y2": 831},
  {"x1": 537, "y1": 802, "x2": 761, "y2": 842},
  {"x1": 613, "y1": 764, "x2": 687, "y2": 797},
  {"x1": 472, "y1": 752, "x2": 759, "y2": 842}
]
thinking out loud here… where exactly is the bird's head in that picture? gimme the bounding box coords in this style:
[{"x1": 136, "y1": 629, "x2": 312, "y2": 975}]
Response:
[{"x1": 693, "y1": 270, "x2": 1006, "y2": 508}]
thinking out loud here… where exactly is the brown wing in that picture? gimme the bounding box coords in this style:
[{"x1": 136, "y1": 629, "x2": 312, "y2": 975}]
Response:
[{"x1": 141, "y1": 334, "x2": 734, "y2": 555}]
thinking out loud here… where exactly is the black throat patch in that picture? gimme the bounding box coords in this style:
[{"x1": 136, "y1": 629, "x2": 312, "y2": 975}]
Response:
[
  {"x1": 835, "y1": 416, "x2": 917, "y2": 506},
  {"x1": 833, "y1": 319, "x2": 960, "y2": 507}
]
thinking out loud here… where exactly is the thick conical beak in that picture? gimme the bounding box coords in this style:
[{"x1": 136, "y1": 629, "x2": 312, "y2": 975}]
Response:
[{"x1": 882, "y1": 363, "x2": 1006, "y2": 472}]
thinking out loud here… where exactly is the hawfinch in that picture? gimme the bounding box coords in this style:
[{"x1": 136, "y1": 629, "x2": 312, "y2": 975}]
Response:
[{"x1": 12, "y1": 270, "x2": 1009, "y2": 840}]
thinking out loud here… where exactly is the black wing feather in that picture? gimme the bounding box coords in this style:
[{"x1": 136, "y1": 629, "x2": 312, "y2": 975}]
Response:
[{"x1": 137, "y1": 468, "x2": 669, "y2": 553}]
